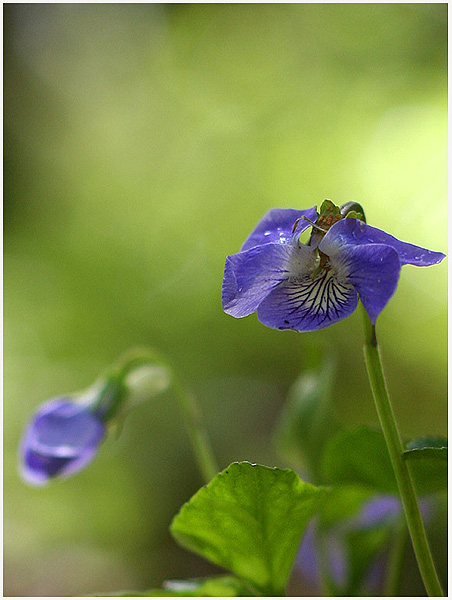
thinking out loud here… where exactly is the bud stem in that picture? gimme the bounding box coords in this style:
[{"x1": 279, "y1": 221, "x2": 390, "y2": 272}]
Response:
[
  {"x1": 170, "y1": 374, "x2": 220, "y2": 483},
  {"x1": 110, "y1": 349, "x2": 219, "y2": 484}
]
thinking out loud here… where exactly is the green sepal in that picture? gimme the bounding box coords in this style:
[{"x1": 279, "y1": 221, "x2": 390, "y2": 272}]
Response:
[
  {"x1": 170, "y1": 461, "x2": 328, "y2": 596},
  {"x1": 90, "y1": 349, "x2": 172, "y2": 426},
  {"x1": 90, "y1": 374, "x2": 128, "y2": 422}
]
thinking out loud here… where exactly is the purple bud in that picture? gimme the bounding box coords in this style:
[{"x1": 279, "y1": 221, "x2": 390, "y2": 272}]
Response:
[
  {"x1": 19, "y1": 398, "x2": 105, "y2": 486},
  {"x1": 354, "y1": 495, "x2": 401, "y2": 529}
]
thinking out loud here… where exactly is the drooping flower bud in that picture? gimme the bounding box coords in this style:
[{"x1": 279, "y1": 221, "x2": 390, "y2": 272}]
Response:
[
  {"x1": 20, "y1": 396, "x2": 106, "y2": 486},
  {"x1": 19, "y1": 350, "x2": 171, "y2": 486}
]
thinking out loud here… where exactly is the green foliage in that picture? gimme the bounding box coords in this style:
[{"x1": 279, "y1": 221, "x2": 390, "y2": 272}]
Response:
[
  {"x1": 274, "y1": 347, "x2": 448, "y2": 597},
  {"x1": 314, "y1": 491, "x2": 391, "y2": 596},
  {"x1": 321, "y1": 426, "x2": 447, "y2": 496},
  {"x1": 340, "y1": 522, "x2": 394, "y2": 596},
  {"x1": 321, "y1": 427, "x2": 396, "y2": 493},
  {"x1": 274, "y1": 348, "x2": 338, "y2": 479},
  {"x1": 3, "y1": 4, "x2": 447, "y2": 596},
  {"x1": 170, "y1": 462, "x2": 327, "y2": 596},
  {"x1": 403, "y1": 436, "x2": 448, "y2": 461},
  {"x1": 316, "y1": 485, "x2": 374, "y2": 530},
  {"x1": 111, "y1": 575, "x2": 251, "y2": 596}
]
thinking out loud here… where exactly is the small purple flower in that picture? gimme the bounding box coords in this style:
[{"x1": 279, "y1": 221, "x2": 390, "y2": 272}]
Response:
[
  {"x1": 222, "y1": 202, "x2": 445, "y2": 331},
  {"x1": 20, "y1": 397, "x2": 106, "y2": 486}
]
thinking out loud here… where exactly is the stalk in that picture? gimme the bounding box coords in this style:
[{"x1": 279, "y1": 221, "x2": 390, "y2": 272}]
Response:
[
  {"x1": 105, "y1": 349, "x2": 219, "y2": 484},
  {"x1": 361, "y1": 308, "x2": 443, "y2": 596}
]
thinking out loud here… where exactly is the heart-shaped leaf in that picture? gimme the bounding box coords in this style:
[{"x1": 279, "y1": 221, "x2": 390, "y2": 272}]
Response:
[{"x1": 170, "y1": 462, "x2": 327, "y2": 596}]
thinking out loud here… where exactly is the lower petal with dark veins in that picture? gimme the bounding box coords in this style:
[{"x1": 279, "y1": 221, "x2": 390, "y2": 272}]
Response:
[{"x1": 257, "y1": 269, "x2": 358, "y2": 332}]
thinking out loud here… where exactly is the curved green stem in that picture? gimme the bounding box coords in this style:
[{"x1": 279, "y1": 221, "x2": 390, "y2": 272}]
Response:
[
  {"x1": 361, "y1": 309, "x2": 443, "y2": 596},
  {"x1": 102, "y1": 348, "x2": 219, "y2": 484},
  {"x1": 114, "y1": 348, "x2": 170, "y2": 380},
  {"x1": 169, "y1": 372, "x2": 219, "y2": 483}
]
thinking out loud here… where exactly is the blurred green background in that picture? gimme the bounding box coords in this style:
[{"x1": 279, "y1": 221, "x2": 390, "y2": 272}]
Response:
[{"x1": 4, "y1": 4, "x2": 447, "y2": 596}]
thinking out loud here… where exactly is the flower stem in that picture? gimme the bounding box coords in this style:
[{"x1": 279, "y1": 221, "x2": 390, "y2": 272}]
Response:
[
  {"x1": 361, "y1": 308, "x2": 443, "y2": 597},
  {"x1": 115, "y1": 349, "x2": 219, "y2": 484},
  {"x1": 384, "y1": 522, "x2": 408, "y2": 597}
]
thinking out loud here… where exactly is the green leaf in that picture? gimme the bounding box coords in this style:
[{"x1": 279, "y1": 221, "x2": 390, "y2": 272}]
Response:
[
  {"x1": 403, "y1": 437, "x2": 448, "y2": 462},
  {"x1": 274, "y1": 349, "x2": 339, "y2": 479},
  {"x1": 317, "y1": 484, "x2": 374, "y2": 530},
  {"x1": 321, "y1": 427, "x2": 396, "y2": 493},
  {"x1": 170, "y1": 462, "x2": 327, "y2": 596},
  {"x1": 108, "y1": 575, "x2": 253, "y2": 596},
  {"x1": 321, "y1": 427, "x2": 447, "y2": 496},
  {"x1": 343, "y1": 522, "x2": 395, "y2": 596}
]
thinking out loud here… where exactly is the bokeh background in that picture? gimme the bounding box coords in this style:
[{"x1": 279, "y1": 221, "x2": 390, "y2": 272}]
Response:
[{"x1": 4, "y1": 4, "x2": 447, "y2": 596}]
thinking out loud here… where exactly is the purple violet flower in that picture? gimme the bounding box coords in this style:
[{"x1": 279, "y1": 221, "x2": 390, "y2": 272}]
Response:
[
  {"x1": 222, "y1": 202, "x2": 445, "y2": 331},
  {"x1": 20, "y1": 397, "x2": 106, "y2": 486}
]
